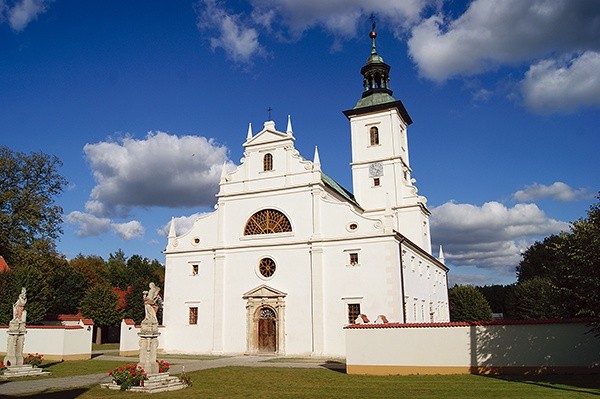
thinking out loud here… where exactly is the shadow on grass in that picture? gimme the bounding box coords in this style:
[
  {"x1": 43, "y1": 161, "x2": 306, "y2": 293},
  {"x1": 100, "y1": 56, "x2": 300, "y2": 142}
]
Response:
[
  {"x1": 480, "y1": 374, "x2": 600, "y2": 396},
  {"x1": 40, "y1": 361, "x2": 63, "y2": 370},
  {"x1": 319, "y1": 360, "x2": 346, "y2": 374},
  {"x1": 0, "y1": 387, "x2": 89, "y2": 399}
]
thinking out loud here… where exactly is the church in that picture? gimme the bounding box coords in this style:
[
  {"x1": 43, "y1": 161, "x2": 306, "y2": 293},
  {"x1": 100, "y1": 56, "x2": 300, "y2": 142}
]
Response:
[{"x1": 160, "y1": 28, "x2": 450, "y2": 357}]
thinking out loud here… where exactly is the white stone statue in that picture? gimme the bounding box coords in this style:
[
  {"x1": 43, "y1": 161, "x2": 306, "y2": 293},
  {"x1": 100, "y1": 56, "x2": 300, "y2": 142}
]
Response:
[
  {"x1": 142, "y1": 282, "x2": 161, "y2": 325},
  {"x1": 12, "y1": 287, "x2": 27, "y2": 323}
]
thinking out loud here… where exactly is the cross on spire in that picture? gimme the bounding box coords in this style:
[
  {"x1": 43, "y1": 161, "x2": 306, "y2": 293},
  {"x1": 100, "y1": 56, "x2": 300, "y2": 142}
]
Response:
[
  {"x1": 369, "y1": 13, "x2": 376, "y2": 32},
  {"x1": 267, "y1": 106, "x2": 273, "y2": 121}
]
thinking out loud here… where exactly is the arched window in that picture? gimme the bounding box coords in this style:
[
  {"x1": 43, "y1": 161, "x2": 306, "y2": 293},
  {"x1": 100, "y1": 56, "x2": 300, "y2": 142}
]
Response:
[
  {"x1": 369, "y1": 126, "x2": 379, "y2": 145},
  {"x1": 244, "y1": 209, "x2": 292, "y2": 235},
  {"x1": 263, "y1": 153, "x2": 273, "y2": 171}
]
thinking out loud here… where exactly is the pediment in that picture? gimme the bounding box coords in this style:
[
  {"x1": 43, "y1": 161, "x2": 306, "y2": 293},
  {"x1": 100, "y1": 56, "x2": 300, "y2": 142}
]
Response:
[
  {"x1": 244, "y1": 120, "x2": 294, "y2": 148},
  {"x1": 242, "y1": 284, "x2": 288, "y2": 299}
]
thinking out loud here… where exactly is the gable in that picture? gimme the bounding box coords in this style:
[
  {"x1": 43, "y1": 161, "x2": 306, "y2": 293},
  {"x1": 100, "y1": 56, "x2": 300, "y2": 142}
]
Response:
[{"x1": 242, "y1": 284, "x2": 288, "y2": 299}]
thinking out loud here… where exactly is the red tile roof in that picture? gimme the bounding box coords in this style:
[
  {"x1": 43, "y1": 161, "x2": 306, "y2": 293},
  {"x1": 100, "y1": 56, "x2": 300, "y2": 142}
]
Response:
[
  {"x1": 0, "y1": 256, "x2": 9, "y2": 273},
  {"x1": 345, "y1": 318, "x2": 600, "y2": 329}
]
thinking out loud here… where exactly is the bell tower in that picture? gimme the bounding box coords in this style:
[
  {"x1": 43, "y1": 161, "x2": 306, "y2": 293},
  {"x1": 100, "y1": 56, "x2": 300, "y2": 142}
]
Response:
[{"x1": 343, "y1": 23, "x2": 431, "y2": 253}]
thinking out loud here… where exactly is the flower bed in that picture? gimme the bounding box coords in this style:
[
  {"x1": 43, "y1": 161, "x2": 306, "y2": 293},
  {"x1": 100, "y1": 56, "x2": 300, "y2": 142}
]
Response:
[
  {"x1": 24, "y1": 353, "x2": 44, "y2": 367},
  {"x1": 108, "y1": 364, "x2": 148, "y2": 391}
]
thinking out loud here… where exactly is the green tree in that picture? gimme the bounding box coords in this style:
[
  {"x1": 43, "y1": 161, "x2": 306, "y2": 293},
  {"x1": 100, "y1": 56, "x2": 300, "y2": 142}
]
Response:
[
  {"x1": 70, "y1": 254, "x2": 109, "y2": 288},
  {"x1": 0, "y1": 147, "x2": 67, "y2": 266},
  {"x1": 449, "y1": 285, "x2": 493, "y2": 322},
  {"x1": 509, "y1": 277, "x2": 559, "y2": 320},
  {"x1": 513, "y1": 195, "x2": 600, "y2": 327},
  {"x1": 9, "y1": 265, "x2": 51, "y2": 324},
  {"x1": 47, "y1": 261, "x2": 88, "y2": 315},
  {"x1": 477, "y1": 284, "x2": 511, "y2": 316},
  {"x1": 79, "y1": 284, "x2": 123, "y2": 343},
  {"x1": 122, "y1": 255, "x2": 164, "y2": 324}
]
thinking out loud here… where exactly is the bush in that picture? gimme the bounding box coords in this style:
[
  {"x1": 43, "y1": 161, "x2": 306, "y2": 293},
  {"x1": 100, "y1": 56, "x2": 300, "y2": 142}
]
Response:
[
  {"x1": 23, "y1": 353, "x2": 44, "y2": 367},
  {"x1": 108, "y1": 364, "x2": 148, "y2": 391}
]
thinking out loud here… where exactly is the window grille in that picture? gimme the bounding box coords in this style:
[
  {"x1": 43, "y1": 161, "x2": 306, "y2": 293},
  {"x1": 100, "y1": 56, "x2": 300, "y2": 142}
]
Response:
[
  {"x1": 244, "y1": 209, "x2": 292, "y2": 235},
  {"x1": 348, "y1": 303, "x2": 361, "y2": 324},
  {"x1": 189, "y1": 307, "x2": 198, "y2": 325},
  {"x1": 263, "y1": 153, "x2": 273, "y2": 171}
]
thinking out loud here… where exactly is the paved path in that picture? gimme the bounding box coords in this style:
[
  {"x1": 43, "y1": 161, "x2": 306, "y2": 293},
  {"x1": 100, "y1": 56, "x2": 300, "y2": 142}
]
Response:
[{"x1": 0, "y1": 353, "x2": 345, "y2": 396}]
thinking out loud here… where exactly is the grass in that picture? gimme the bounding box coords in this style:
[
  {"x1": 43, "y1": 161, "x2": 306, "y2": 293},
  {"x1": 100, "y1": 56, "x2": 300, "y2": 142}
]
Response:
[
  {"x1": 39, "y1": 360, "x2": 126, "y2": 378},
  {"x1": 91, "y1": 343, "x2": 119, "y2": 351},
  {"x1": 2, "y1": 366, "x2": 598, "y2": 399}
]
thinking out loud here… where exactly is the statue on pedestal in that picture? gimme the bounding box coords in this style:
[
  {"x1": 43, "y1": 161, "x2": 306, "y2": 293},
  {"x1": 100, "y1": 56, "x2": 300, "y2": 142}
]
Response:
[
  {"x1": 139, "y1": 283, "x2": 161, "y2": 375},
  {"x1": 12, "y1": 287, "x2": 27, "y2": 324}
]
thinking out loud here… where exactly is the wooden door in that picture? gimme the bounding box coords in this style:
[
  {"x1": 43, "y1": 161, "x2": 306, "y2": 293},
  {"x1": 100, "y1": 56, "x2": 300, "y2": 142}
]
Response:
[{"x1": 258, "y1": 313, "x2": 276, "y2": 353}]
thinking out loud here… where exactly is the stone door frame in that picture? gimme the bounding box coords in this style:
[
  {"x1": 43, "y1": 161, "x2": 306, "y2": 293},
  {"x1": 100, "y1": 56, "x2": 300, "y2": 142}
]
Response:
[{"x1": 243, "y1": 285, "x2": 287, "y2": 355}]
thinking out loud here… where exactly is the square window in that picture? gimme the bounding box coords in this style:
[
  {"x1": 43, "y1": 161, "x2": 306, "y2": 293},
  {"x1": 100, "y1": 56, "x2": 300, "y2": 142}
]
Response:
[
  {"x1": 189, "y1": 307, "x2": 198, "y2": 325},
  {"x1": 348, "y1": 303, "x2": 361, "y2": 324},
  {"x1": 192, "y1": 265, "x2": 198, "y2": 275},
  {"x1": 349, "y1": 253, "x2": 359, "y2": 265},
  {"x1": 373, "y1": 178, "x2": 380, "y2": 186}
]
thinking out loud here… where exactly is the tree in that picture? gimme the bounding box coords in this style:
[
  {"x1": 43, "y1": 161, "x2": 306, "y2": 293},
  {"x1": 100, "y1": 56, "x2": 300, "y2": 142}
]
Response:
[
  {"x1": 8, "y1": 265, "x2": 51, "y2": 324},
  {"x1": 46, "y1": 261, "x2": 88, "y2": 315},
  {"x1": 70, "y1": 254, "x2": 109, "y2": 288},
  {"x1": 0, "y1": 147, "x2": 67, "y2": 266},
  {"x1": 477, "y1": 284, "x2": 511, "y2": 316},
  {"x1": 449, "y1": 285, "x2": 493, "y2": 322},
  {"x1": 79, "y1": 284, "x2": 123, "y2": 344},
  {"x1": 513, "y1": 195, "x2": 600, "y2": 327},
  {"x1": 509, "y1": 277, "x2": 560, "y2": 320}
]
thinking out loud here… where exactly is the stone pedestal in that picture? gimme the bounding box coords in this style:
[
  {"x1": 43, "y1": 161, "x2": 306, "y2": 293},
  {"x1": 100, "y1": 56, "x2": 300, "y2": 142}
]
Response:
[
  {"x1": 138, "y1": 327, "x2": 160, "y2": 375},
  {"x1": 4, "y1": 321, "x2": 26, "y2": 367}
]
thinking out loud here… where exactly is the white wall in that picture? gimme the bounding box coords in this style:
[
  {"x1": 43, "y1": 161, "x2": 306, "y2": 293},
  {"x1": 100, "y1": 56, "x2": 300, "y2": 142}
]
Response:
[
  {"x1": 119, "y1": 319, "x2": 167, "y2": 356},
  {"x1": 1, "y1": 323, "x2": 92, "y2": 361},
  {"x1": 346, "y1": 320, "x2": 600, "y2": 375}
]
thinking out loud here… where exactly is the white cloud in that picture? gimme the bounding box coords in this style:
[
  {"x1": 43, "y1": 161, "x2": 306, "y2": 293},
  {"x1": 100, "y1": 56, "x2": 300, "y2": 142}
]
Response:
[
  {"x1": 513, "y1": 182, "x2": 592, "y2": 202},
  {"x1": 522, "y1": 51, "x2": 600, "y2": 112},
  {"x1": 83, "y1": 131, "x2": 231, "y2": 217},
  {"x1": 66, "y1": 211, "x2": 145, "y2": 240},
  {"x1": 4, "y1": 0, "x2": 50, "y2": 31},
  {"x1": 431, "y1": 201, "x2": 569, "y2": 275},
  {"x1": 196, "y1": 0, "x2": 263, "y2": 63},
  {"x1": 195, "y1": 0, "x2": 433, "y2": 61},
  {"x1": 111, "y1": 220, "x2": 144, "y2": 240},
  {"x1": 248, "y1": 0, "x2": 430, "y2": 39},
  {"x1": 408, "y1": 0, "x2": 600, "y2": 82},
  {"x1": 66, "y1": 211, "x2": 111, "y2": 237},
  {"x1": 157, "y1": 212, "x2": 210, "y2": 237}
]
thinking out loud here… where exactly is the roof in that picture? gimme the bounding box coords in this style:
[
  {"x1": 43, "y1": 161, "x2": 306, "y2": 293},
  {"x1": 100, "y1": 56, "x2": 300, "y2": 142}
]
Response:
[
  {"x1": 343, "y1": 99, "x2": 413, "y2": 126},
  {"x1": 321, "y1": 172, "x2": 361, "y2": 209},
  {"x1": 0, "y1": 256, "x2": 9, "y2": 272},
  {"x1": 345, "y1": 318, "x2": 600, "y2": 329}
]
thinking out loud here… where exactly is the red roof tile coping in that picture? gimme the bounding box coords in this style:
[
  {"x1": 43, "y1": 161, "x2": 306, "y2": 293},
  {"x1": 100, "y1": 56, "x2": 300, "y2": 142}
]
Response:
[
  {"x1": 123, "y1": 319, "x2": 136, "y2": 325},
  {"x1": 345, "y1": 318, "x2": 600, "y2": 329},
  {"x1": 0, "y1": 325, "x2": 83, "y2": 330},
  {"x1": 46, "y1": 314, "x2": 94, "y2": 325}
]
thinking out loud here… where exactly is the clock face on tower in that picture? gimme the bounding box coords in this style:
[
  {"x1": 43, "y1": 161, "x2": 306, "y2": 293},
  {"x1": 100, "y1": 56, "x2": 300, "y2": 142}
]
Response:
[{"x1": 369, "y1": 162, "x2": 383, "y2": 177}]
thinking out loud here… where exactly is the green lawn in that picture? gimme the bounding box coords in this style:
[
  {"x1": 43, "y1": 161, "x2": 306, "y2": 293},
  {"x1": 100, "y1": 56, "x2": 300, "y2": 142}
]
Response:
[{"x1": 4, "y1": 367, "x2": 599, "y2": 398}]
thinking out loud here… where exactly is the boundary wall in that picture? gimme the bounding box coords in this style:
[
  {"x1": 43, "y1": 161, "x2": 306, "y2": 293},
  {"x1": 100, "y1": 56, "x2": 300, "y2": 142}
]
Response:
[
  {"x1": 346, "y1": 319, "x2": 600, "y2": 375},
  {"x1": 1, "y1": 316, "x2": 93, "y2": 361},
  {"x1": 119, "y1": 319, "x2": 166, "y2": 356}
]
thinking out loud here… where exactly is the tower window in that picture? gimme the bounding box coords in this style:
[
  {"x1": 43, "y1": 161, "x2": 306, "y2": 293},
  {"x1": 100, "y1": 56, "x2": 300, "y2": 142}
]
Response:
[
  {"x1": 373, "y1": 178, "x2": 380, "y2": 187},
  {"x1": 349, "y1": 252, "x2": 359, "y2": 266},
  {"x1": 348, "y1": 303, "x2": 361, "y2": 324},
  {"x1": 369, "y1": 126, "x2": 379, "y2": 146},
  {"x1": 189, "y1": 307, "x2": 198, "y2": 325},
  {"x1": 263, "y1": 153, "x2": 273, "y2": 171},
  {"x1": 192, "y1": 264, "x2": 198, "y2": 275}
]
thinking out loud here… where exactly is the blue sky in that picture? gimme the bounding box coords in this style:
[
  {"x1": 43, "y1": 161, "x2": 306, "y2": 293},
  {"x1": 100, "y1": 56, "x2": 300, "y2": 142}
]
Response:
[{"x1": 1, "y1": 0, "x2": 598, "y2": 286}]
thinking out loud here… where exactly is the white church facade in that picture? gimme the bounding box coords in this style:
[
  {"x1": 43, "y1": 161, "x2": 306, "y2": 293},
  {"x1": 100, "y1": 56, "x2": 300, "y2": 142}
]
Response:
[{"x1": 160, "y1": 28, "x2": 449, "y2": 357}]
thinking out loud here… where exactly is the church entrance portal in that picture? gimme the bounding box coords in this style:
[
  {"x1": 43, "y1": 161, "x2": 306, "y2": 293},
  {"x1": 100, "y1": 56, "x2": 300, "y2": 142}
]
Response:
[
  {"x1": 258, "y1": 307, "x2": 277, "y2": 353},
  {"x1": 243, "y1": 285, "x2": 287, "y2": 355}
]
